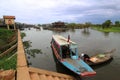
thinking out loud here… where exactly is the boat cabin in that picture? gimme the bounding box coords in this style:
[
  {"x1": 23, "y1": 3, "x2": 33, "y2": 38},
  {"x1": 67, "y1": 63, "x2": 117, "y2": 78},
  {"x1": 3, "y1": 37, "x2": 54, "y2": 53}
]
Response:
[{"x1": 52, "y1": 35, "x2": 79, "y2": 60}]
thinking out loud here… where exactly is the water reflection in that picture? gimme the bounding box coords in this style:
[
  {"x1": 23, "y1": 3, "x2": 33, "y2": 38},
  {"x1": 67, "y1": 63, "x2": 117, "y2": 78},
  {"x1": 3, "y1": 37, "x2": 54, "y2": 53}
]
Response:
[
  {"x1": 51, "y1": 29, "x2": 69, "y2": 34},
  {"x1": 69, "y1": 29, "x2": 75, "y2": 33},
  {"x1": 103, "y1": 32, "x2": 110, "y2": 37},
  {"x1": 23, "y1": 40, "x2": 43, "y2": 58},
  {"x1": 81, "y1": 29, "x2": 90, "y2": 37},
  {"x1": 22, "y1": 28, "x2": 120, "y2": 80},
  {"x1": 26, "y1": 49, "x2": 42, "y2": 58},
  {"x1": 23, "y1": 41, "x2": 32, "y2": 49}
]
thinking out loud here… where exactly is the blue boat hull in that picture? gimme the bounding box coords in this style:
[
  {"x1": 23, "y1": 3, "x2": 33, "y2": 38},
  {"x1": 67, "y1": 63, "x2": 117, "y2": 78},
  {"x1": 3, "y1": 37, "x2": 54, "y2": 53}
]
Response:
[{"x1": 51, "y1": 44, "x2": 96, "y2": 77}]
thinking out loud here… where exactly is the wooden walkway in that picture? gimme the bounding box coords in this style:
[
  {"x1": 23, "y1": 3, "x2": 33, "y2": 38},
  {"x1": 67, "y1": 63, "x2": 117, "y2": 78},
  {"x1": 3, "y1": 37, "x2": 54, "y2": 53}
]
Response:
[{"x1": 17, "y1": 30, "x2": 76, "y2": 80}]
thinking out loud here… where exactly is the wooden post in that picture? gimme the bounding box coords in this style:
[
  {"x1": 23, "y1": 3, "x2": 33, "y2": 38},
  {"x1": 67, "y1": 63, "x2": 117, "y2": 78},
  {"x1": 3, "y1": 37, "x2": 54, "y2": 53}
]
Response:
[
  {"x1": 14, "y1": 24, "x2": 16, "y2": 30},
  {"x1": 7, "y1": 24, "x2": 10, "y2": 30}
]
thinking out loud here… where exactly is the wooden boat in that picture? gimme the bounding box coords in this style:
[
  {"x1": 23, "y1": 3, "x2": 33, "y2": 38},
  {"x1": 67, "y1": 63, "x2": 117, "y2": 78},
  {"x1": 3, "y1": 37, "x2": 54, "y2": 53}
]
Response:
[
  {"x1": 86, "y1": 49, "x2": 115, "y2": 66},
  {"x1": 51, "y1": 35, "x2": 96, "y2": 77}
]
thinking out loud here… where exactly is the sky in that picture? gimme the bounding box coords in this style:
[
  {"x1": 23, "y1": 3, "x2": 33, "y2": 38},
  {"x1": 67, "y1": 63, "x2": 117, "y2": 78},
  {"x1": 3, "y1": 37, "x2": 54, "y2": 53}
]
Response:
[{"x1": 0, "y1": 0, "x2": 120, "y2": 24}]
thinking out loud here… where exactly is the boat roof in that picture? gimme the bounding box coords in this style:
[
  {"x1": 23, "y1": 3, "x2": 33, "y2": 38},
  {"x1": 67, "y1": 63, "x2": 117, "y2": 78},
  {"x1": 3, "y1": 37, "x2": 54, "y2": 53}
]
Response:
[{"x1": 52, "y1": 35, "x2": 77, "y2": 46}]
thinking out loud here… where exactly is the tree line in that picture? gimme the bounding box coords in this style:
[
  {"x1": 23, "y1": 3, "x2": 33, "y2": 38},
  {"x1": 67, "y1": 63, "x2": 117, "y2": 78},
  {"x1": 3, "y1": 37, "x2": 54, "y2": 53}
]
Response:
[
  {"x1": 94, "y1": 20, "x2": 120, "y2": 29},
  {"x1": 37, "y1": 20, "x2": 120, "y2": 29}
]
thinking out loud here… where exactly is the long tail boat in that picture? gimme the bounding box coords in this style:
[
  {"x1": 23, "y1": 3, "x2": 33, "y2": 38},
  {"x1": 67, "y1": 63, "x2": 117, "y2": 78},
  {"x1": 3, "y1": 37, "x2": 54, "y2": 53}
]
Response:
[
  {"x1": 51, "y1": 35, "x2": 96, "y2": 77},
  {"x1": 86, "y1": 49, "x2": 115, "y2": 66}
]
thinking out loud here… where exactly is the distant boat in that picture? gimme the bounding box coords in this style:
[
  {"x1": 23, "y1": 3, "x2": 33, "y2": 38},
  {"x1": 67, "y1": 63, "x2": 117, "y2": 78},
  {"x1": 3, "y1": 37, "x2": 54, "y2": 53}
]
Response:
[
  {"x1": 86, "y1": 49, "x2": 115, "y2": 66},
  {"x1": 51, "y1": 35, "x2": 96, "y2": 77}
]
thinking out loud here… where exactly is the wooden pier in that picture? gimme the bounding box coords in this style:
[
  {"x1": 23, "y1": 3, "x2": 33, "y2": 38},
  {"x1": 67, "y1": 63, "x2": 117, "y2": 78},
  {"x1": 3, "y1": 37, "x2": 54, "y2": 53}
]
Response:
[{"x1": 17, "y1": 30, "x2": 76, "y2": 80}]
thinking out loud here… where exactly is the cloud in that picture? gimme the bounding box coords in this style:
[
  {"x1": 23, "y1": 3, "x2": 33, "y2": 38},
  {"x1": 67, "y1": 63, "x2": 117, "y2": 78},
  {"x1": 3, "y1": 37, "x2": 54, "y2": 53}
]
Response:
[{"x1": 0, "y1": 0, "x2": 120, "y2": 24}]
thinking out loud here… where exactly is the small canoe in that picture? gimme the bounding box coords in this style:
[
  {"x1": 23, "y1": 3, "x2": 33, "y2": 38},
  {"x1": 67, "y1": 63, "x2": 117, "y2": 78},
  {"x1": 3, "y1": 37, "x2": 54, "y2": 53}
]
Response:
[{"x1": 86, "y1": 49, "x2": 115, "y2": 66}]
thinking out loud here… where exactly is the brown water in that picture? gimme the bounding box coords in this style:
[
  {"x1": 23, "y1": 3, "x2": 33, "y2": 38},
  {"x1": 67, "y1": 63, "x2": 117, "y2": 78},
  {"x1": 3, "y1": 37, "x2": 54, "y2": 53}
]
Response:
[{"x1": 22, "y1": 28, "x2": 120, "y2": 80}]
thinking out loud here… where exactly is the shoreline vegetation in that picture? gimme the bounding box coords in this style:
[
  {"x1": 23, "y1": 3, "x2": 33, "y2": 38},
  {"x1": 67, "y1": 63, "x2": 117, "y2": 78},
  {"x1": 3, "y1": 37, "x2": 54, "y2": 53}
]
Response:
[
  {"x1": 41, "y1": 20, "x2": 120, "y2": 33},
  {"x1": 44, "y1": 24, "x2": 120, "y2": 33},
  {"x1": 0, "y1": 29, "x2": 17, "y2": 70},
  {"x1": 91, "y1": 26, "x2": 120, "y2": 32}
]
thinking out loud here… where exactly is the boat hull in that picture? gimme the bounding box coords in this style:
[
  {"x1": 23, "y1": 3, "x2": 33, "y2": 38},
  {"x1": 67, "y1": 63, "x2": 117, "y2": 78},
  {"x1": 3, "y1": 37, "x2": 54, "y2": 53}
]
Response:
[
  {"x1": 51, "y1": 43, "x2": 96, "y2": 77},
  {"x1": 87, "y1": 53, "x2": 113, "y2": 66}
]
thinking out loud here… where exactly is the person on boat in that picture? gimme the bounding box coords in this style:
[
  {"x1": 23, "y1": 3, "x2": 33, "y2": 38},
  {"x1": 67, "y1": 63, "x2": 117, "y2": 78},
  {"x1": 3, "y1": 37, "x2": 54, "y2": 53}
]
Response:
[
  {"x1": 81, "y1": 53, "x2": 90, "y2": 62},
  {"x1": 62, "y1": 46, "x2": 70, "y2": 58}
]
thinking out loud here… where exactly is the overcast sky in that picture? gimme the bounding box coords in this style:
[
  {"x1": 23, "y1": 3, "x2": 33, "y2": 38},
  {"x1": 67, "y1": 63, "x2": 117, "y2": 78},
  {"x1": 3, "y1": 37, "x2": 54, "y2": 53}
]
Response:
[{"x1": 0, "y1": 0, "x2": 120, "y2": 24}]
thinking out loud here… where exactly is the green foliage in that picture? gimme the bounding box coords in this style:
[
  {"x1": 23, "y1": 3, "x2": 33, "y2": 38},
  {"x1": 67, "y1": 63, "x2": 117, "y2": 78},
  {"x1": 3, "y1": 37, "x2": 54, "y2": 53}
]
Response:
[
  {"x1": 26, "y1": 49, "x2": 42, "y2": 58},
  {"x1": 23, "y1": 41, "x2": 32, "y2": 49},
  {"x1": 0, "y1": 29, "x2": 14, "y2": 42},
  {"x1": 92, "y1": 26, "x2": 120, "y2": 32},
  {"x1": 102, "y1": 20, "x2": 112, "y2": 28},
  {"x1": 0, "y1": 54, "x2": 17, "y2": 70},
  {"x1": 84, "y1": 22, "x2": 91, "y2": 28},
  {"x1": 0, "y1": 51, "x2": 17, "y2": 70},
  {"x1": 30, "y1": 49, "x2": 42, "y2": 54},
  {"x1": 38, "y1": 24, "x2": 41, "y2": 26},
  {"x1": 0, "y1": 39, "x2": 17, "y2": 54},
  {"x1": 115, "y1": 21, "x2": 120, "y2": 27},
  {"x1": 23, "y1": 40, "x2": 42, "y2": 58},
  {"x1": 66, "y1": 22, "x2": 91, "y2": 29},
  {"x1": 0, "y1": 29, "x2": 17, "y2": 70},
  {"x1": 0, "y1": 29, "x2": 15, "y2": 53},
  {"x1": 21, "y1": 32, "x2": 26, "y2": 39}
]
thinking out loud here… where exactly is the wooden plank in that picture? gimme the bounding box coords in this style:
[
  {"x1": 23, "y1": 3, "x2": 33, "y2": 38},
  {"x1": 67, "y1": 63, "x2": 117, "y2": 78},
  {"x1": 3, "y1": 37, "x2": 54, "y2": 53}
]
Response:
[
  {"x1": 47, "y1": 75, "x2": 54, "y2": 80},
  {"x1": 65, "y1": 79, "x2": 70, "y2": 80},
  {"x1": 30, "y1": 72, "x2": 40, "y2": 80},
  {"x1": 17, "y1": 30, "x2": 28, "y2": 67},
  {"x1": 39, "y1": 74, "x2": 48, "y2": 80},
  {"x1": 29, "y1": 67, "x2": 75, "y2": 79},
  {"x1": 54, "y1": 76, "x2": 60, "y2": 80},
  {"x1": 0, "y1": 44, "x2": 17, "y2": 58},
  {"x1": 0, "y1": 70, "x2": 15, "y2": 80},
  {"x1": 64, "y1": 58, "x2": 80, "y2": 68},
  {"x1": 11, "y1": 77, "x2": 15, "y2": 80},
  {"x1": 60, "y1": 77, "x2": 66, "y2": 80},
  {"x1": 17, "y1": 67, "x2": 31, "y2": 80},
  {"x1": 17, "y1": 30, "x2": 30, "y2": 80}
]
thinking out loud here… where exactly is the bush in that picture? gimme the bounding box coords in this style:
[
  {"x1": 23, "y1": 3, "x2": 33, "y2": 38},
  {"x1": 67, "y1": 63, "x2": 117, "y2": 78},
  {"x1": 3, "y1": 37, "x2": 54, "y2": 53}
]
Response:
[
  {"x1": 0, "y1": 54, "x2": 17, "y2": 70},
  {"x1": 0, "y1": 29, "x2": 15, "y2": 45}
]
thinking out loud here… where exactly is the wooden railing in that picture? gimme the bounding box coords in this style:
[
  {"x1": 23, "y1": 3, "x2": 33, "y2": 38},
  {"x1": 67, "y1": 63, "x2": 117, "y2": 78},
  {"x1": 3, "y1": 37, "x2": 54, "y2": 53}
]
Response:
[
  {"x1": 0, "y1": 43, "x2": 17, "y2": 58},
  {"x1": 17, "y1": 30, "x2": 31, "y2": 80}
]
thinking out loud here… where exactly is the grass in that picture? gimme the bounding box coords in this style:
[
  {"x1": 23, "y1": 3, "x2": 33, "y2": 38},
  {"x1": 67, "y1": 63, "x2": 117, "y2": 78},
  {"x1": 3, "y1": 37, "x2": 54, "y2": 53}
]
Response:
[
  {"x1": 0, "y1": 29, "x2": 15, "y2": 46},
  {"x1": 92, "y1": 26, "x2": 120, "y2": 32},
  {"x1": 0, "y1": 54, "x2": 17, "y2": 70},
  {"x1": 0, "y1": 29, "x2": 17, "y2": 70},
  {"x1": 0, "y1": 51, "x2": 17, "y2": 70}
]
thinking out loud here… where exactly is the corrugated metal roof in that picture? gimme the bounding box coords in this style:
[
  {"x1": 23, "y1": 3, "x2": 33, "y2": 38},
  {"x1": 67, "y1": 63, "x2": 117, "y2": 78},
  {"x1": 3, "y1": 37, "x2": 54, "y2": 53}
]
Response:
[{"x1": 52, "y1": 35, "x2": 76, "y2": 46}]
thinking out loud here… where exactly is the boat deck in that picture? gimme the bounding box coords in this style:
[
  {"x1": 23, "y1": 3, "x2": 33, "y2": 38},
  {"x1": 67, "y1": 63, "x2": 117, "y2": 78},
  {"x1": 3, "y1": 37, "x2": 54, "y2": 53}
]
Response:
[{"x1": 64, "y1": 58, "x2": 87, "y2": 72}]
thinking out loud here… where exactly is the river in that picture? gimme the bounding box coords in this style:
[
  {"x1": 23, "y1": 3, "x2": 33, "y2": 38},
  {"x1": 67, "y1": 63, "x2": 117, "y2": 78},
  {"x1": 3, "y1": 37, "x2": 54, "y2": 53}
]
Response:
[{"x1": 22, "y1": 28, "x2": 120, "y2": 80}]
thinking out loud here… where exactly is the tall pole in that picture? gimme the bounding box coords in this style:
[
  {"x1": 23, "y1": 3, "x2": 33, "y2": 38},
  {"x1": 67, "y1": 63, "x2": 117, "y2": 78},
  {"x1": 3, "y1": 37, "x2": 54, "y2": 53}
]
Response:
[
  {"x1": 7, "y1": 24, "x2": 10, "y2": 30},
  {"x1": 14, "y1": 24, "x2": 16, "y2": 30}
]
